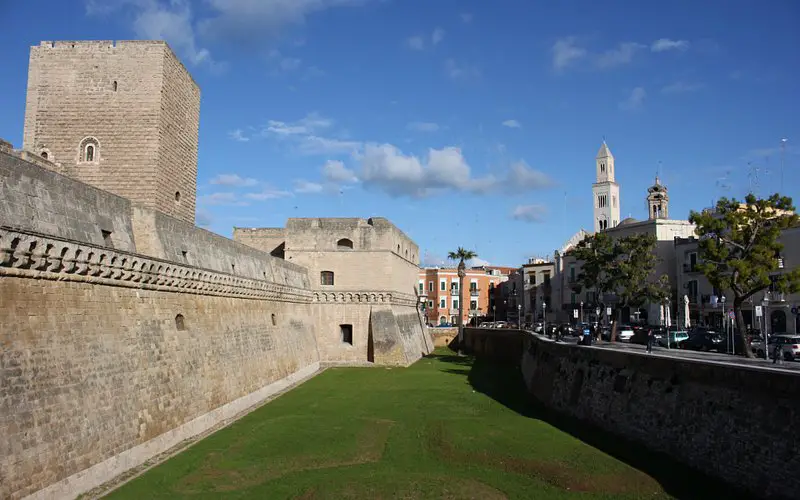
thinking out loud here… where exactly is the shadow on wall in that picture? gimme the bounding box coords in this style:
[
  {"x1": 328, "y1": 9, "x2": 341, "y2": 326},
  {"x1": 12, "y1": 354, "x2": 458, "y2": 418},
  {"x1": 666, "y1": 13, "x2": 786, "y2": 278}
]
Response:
[{"x1": 434, "y1": 351, "x2": 749, "y2": 500}]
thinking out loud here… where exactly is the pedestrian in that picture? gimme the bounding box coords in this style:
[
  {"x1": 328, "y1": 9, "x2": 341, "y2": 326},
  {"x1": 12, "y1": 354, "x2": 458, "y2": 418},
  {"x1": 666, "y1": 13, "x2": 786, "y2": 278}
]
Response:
[
  {"x1": 555, "y1": 324, "x2": 562, "y2": 343},
  {"x1": 773, "y1": 342, "x2": 782, "y2": 364},
  {"x1": 646, "y1": 328, "x2": 654, "y2": 353}
]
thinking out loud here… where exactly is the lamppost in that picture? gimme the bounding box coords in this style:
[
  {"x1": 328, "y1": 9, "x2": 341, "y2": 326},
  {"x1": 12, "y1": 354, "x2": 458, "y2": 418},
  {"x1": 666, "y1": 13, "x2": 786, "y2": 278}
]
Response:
[
  {"x1": 517, "y1": 304, "x2": 522, "y2": 329},
  {"x1": 762, "y1": 294, "x2": 769, "y2": 359},
  {"x1": 595, "y1": 307, "x2": 601, "y2": 325},
  {"x1": 721, "y1": 295, "x2": 728, "y2": 354},
  {"x1": 492, "y1": 305, "x2": 496, "y2": 324},
  {"x1": 579, "y1": 301, "x2": 583, "y2": 323},
  {"x1": 542, "y1": 301, "x2": 547, "y2": 337}
]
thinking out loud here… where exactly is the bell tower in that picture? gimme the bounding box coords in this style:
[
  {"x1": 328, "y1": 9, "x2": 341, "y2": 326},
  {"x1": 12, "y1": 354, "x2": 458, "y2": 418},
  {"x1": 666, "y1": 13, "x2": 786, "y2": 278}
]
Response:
[
  {"x1": 647, "y1": 176, "x2": 669, "y2": 220},
  {"x1": 592, "y1": 141, "x2": 621, "y2": 231}
]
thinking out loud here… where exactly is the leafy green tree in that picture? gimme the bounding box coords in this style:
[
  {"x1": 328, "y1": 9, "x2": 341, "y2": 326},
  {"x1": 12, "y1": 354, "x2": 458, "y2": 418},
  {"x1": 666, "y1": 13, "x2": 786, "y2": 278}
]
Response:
[
  {"x1": 572, "y1": 233, "x2": 668, "y2": 340},
  {"x1": 448, "y1": 247, "x2": 478, "y2": 353},
  {"x1": 689, "y1": 194, "x2": 800, "y2": 357}
]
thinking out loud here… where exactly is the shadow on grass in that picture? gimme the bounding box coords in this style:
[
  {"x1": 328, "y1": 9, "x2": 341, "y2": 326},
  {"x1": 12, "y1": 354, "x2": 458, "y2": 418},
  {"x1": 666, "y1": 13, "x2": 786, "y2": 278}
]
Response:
[{"x1": 437, "y1": 354, "x2": 752, "y2": 500}]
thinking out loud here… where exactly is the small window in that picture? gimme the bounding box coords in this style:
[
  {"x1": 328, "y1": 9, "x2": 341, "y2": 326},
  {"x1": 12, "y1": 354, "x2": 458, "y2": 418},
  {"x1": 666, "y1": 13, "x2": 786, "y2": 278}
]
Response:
[
  {"x1": 112, "y1": 80, "x2": 118, "y2": 91},
  {"x1": 79, "y1": 137, "x2": 99, "y2": 163},
  {"x1": 175, "y1": 314, "x2": 186, "y2": 331},
  {"x1": 601, "y1": 163, "x2": 605, "y2": 172},
  {"x1": 181, "y1": 250, "x2": 188, "y2": 261},
  {"x1": 41, "y1": 151, "x2": 48, "y2": 159},
  {"x1": 337, "y1": 238, "x2": 353, "y2": 249},
  {"x1": 101, "y1": 230, "x2": 113, "y2": 248},
  {"x1": 428, "y1": 282, "x2": 433, "y2": 292},
  {"x1": 271, "y1": 313, "x2": 277, "y2": 326},
  {"x1": 321, "y1": 271, "x2": 334, "y2": 286},
  {"x1": 440, "y1": 281, "x2": 446, "y2": 291},
  {"x1": 397, "y1": 244, "x2": 400, "y2": 253},
  {"x1": 340, "y1": 324, "x2": 353, "y2": 345},
  {"x1": 440, "y1": 298, "x2": 446, "y2": 308},
  {"x1": 231, "y1": 263, "x2": 236, "y2": 272},
  {"x1": 175, "y1": 191, "x2": 181, "y2": 203}
]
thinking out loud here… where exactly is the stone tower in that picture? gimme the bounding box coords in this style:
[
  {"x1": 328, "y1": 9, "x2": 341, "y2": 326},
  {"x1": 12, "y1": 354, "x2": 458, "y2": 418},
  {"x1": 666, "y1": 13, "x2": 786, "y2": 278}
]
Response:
[
  {"x1": 22, "y1": 40, "x2": 200, "y2": 223},
  {"x1": 647, "y1": 176, "x2": 669, "y2": 220},
  {"x1": 592, "y1": 141, "x2": 621, "y2": 231}
]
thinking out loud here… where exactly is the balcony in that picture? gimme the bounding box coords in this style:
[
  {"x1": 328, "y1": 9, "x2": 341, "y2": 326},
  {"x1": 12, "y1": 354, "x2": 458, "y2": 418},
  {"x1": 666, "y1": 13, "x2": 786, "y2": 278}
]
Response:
[
  {"x1": 765, "y1": 291, "x2": 786, "y2": 303},
  {"x1": 469, "y1": 288, "x2": 480, "y2": 296},
  {"x1": 683, "y1": 263, "x2": 700, "y2": 273}
]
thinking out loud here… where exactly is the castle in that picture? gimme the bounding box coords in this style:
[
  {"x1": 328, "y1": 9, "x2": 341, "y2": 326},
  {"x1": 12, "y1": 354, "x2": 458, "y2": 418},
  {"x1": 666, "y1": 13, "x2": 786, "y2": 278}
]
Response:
[{"x1": 0, "y1": 40, "x2": 432, "y2": 499}]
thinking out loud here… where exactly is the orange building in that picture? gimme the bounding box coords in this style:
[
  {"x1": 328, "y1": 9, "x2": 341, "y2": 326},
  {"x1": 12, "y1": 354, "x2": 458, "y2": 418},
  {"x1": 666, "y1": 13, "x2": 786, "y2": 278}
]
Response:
[{"x1": 417, "y1": 266, "x2": 510, "y2": 326}]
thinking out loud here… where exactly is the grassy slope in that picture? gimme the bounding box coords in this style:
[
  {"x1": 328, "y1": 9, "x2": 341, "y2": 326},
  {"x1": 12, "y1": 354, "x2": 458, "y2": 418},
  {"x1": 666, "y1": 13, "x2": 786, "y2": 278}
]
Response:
[{"x1": 106, "y1": 349, "x2": 706, "y2": 499}]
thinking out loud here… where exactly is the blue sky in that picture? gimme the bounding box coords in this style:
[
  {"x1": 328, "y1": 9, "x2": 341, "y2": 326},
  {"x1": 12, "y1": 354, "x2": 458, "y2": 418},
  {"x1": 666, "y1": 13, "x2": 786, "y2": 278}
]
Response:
[{"x1": 0, "y1": 1, "x2": 798, "y2": 267}]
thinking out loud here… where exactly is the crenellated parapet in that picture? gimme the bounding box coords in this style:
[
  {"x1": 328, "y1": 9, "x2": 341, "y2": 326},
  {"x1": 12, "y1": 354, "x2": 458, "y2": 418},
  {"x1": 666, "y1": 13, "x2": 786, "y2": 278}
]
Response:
[
  {"x1": 312, "y1": 290, "x2": 418, "y2": 307},
  {"x1": 0, "y1": 227, "x2": 312, "y2": 302}
]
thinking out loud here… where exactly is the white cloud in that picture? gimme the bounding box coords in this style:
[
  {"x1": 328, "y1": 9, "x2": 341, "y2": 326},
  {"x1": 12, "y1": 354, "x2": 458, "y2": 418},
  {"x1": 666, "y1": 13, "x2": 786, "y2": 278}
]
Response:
[
  {"x1": 198, "y1": 192, "x2": 249, "y2": 206},
  {"x1": 229, "y1": 129, "x2": 250, "y2": 142},
  {"x1": 322, "y1": 160, "x2": 358, "y2": 183},
  {"x1": 358, "y1": 144, "x2": 551, "y2": 198},
  {"x1": 469, "y1": 257, "x2": 490, "y2": 266},
  {"x1": 460, "y1": 12, "x2": 473, "y2": 24},
  {"x1": 619, "y1": 87, "x2": 646, "y2": 111},
  {"x1": 444, "y1": 59, "x2": 480, "y2": 79},
  {"x1": 210, "y1": 174, "x2": 258, "y2": 187},
  {"x1": 502, "y1": 119, "x2": 521, "y2": 128},
  {"x1": 245, "y1": 188, "x2": 293, "y2": 201},
  {"x1": 407, "y1": 121, "x2": 440, "y2": 132},
  {"x1": 651, "y1": 38, "x2": 690, "y2": 52},
  {"x1": 262, "y1": 113, "x2": 360, "y2": 155},
  {"x1": 293, "y1": 179, "x2": 324, "y2": 194},
  {"x1": 511, "y1": 204, "x2": 548, "y2": 223},
  {"x1": 265, "y1": 112, "x2": 332, "y2": 136},
  {"x1": 298, "y1": 136, "x2": 362, "y2": 155},
  {"x1": 432, "y1": 27, "x2": 445, "y2": 45},
  {"x1": 595, "y1": 42, "x2": 646, "y2": 69},
  {"x1": 552, "y1": 37, "x2": 587, "y2": 71},
  {"x1": 661, "y1": 81, "x2": 705, "y2": 93},
  {"x1": 406, "y1": 35, "x2": 425, "y2": 50}
]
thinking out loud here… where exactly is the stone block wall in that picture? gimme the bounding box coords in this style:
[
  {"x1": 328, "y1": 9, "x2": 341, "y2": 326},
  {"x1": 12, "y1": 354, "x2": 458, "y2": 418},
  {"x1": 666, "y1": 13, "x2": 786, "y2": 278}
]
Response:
[{"x1": 461, "y1": 328, "x2": 800, "y2": 499}]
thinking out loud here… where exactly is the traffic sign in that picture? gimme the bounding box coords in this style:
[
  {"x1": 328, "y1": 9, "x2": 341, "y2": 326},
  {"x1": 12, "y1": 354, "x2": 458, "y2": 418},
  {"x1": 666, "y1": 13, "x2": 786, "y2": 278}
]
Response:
[
  {"x1": 755, "y1": 306, "x2": 763, "y2": 317},
  {"x1": 606, "y1": 307, "x2": 612, "y2": 316},
  {"x1": 728, "y1": 311, "x2": 735, "y2": 319},
  {"x1": 573, "y1": 309, "x2": 578, "y2": 319},
  {"x1": 792, "y1": 307, "x2": 798, "y2": 315}
]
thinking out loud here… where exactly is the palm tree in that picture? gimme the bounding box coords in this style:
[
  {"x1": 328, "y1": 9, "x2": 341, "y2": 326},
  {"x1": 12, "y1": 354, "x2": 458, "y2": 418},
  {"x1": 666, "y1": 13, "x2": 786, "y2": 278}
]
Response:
[{"x1": 447, "y1": 247, "x2": 478, "y2": 354}]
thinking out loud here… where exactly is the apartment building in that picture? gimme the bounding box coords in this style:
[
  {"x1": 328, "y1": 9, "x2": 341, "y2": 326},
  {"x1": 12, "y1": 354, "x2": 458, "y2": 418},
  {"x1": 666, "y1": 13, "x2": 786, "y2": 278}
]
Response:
[{"x1": 418, "y1": 266, "x2": 510, "y2": 325}]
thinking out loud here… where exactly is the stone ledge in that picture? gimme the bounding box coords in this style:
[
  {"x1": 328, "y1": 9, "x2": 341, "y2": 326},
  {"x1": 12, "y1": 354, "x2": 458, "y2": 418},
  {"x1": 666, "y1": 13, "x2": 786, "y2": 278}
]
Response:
[
  {"x1": 0, "y1": 227, "x2": 312, "y2": 302},
  {"x1": 312, "y1": 290, "x2": 418, "y2": 307}
]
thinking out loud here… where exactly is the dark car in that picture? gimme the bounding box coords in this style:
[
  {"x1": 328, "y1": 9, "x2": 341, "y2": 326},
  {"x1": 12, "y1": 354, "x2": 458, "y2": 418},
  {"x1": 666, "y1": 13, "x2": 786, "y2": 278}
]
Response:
[{"x1": 678, "y1": 330, "x2": 724, "y2": 351}]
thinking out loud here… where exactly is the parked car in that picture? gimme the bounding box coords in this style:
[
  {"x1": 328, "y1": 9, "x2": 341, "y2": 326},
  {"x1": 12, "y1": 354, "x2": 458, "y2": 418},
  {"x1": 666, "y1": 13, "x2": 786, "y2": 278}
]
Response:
[
  {"x1": 659, "y1": 328, "x2": 689, "y2": 348},
  {"x1": 617, "y1": 325, "x2": 635, "y2": 342},
  {"x1": 752, "y1": 334, "x2": 800, "y2": 361},
  {"x1": 678, "y1": 330, "x2": 724, "y2": 351}
]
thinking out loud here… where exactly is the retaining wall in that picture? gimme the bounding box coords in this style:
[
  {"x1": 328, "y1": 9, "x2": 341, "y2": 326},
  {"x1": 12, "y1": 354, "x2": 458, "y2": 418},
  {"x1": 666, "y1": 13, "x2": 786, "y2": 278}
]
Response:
[{"x1": 462, "y1": 328, "x2": 800, "y2": 499}]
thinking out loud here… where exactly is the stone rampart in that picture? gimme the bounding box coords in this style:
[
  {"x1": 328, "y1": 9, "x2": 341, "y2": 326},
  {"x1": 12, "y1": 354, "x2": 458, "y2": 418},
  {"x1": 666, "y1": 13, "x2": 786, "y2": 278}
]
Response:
[{"x1": 461, "y1": 328, "x2": 800, "y2": 499}]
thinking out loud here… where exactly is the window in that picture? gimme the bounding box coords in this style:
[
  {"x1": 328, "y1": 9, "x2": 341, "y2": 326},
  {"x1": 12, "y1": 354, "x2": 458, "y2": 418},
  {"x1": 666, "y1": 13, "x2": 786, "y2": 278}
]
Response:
[
  {"x1": 175, "y1": 191, "x2": 181, "y2": 203},
  {"x1": 428, "y1": 281, "x2": 433, "y2": 292},
  {"x1": 469, "y1": 282, "x2": 477, "y2": 291},
  {"x1": 600, "y1": 163, "x2": 605, "y2": 173},
  {"x1": 428, "y1": 300, "x2": 433, "y2": 308},
  {"x1": 569, "y1": 266, "x2": 575, "y2": 282},
  {"x1": 340, "y1": 324, "x2": 353, "y2": 345},
  {"x1": 175, "y1": 314, "x2": 186, "y2": 331},
  {"x1": 529, "y1": 275, "x2": 536, "y2": 285},
  {"x1": 470, "y1": 300, "x2": 477, "y2": 310},
  {"x1": 440, "y1": 280, "x2": 446, "y2": 291},
  {"x1": 570, "y1": 293, "x2": 577, "y2": 305},
  {"x1": 451, "y1": 282, "x2": 459, "y2": 293},
  {"x1": 453, "y1": 299, "x2": 459, "y2": 310},
  {"x1": 320, "y1": 271, "x2": 334, "y2": 286},
  {"x1": 440, "y1": 298, "x2": 446, "y2": 308},
  {"x1": 101, "y1": 230, "x2": 113, "y2": 248},
  {"x1": 112, "y1": 80, "x2": 118, "y2": 91},
  {"x1": 439, "y1": 316, "x2": 447, "y2": 325},
  {"x1": 337, "y1": 238, "x2": 354, "y2": 249},
  {"x1": 543, "y1": 272, "x2": 551, "y2": 285},
  {"x1": 40, "y1": 151, "x2": 48, "y2": 159},
  {"x1": 271, "y1": 313, "x2": 277, "y2": 326},
  {"x1": 418, "y1": 282, "x2": 423, "y2": 293},
  {"x1": 79, "y1": 137, "x2": 100, "y2": 163}
]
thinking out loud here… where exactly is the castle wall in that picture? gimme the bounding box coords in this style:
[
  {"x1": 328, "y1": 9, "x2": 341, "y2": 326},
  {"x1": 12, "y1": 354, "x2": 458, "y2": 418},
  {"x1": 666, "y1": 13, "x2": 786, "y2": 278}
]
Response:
[
  {"x1": 233, "y1": 227, "x2": 287, "y2": 256},
  {"x1": 0, "y1": 150, "x2": 136, "y2": 252},
  {"x1": 0, "y1": 153, "x2": 320, "y2": 499}
]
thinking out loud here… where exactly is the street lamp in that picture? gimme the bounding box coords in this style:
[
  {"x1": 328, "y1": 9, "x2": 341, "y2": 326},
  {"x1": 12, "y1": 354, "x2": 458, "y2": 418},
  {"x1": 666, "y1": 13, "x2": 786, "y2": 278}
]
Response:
[
  {"x1": 579, "y1": 301, "x2": 583, "y2": 323},
  {"x1": 721, "y1": 295, "x2": 729, "y2": 354},
  {"x1": 762, "y1": 295, "x2": 769, "y2": 359},
  {"x1": 517, "y1": 304, "x2": 522, "y2": 329},
  {"x1": 542, "y1": 301, "x2": 547, "y2": 338}
]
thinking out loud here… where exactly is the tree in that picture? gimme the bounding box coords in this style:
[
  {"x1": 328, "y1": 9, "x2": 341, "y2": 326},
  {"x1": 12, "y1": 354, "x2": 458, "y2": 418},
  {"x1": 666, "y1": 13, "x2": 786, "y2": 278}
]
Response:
[
  {"x1": 572, "y1": 232, "x2": 616, "y2": 331},
  {"x1": 689, "y1": 194, "x2": 800, "y2": 358},
  {"x1": 447, "y1": 247, "x2": 477, "y2": 354},
  {"x1": 572, "y1": 233, "x2": 668, "y2": 341}
]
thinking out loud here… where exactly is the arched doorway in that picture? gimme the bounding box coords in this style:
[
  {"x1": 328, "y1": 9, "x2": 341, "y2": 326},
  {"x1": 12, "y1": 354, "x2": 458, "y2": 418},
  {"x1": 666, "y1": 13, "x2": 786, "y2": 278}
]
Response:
[
  {"x1": 439, "y1": 316, "x2": 447, "y2": 325},
  {"x1": 771, "y1": 310, "x2": 787, "y2": 333}
]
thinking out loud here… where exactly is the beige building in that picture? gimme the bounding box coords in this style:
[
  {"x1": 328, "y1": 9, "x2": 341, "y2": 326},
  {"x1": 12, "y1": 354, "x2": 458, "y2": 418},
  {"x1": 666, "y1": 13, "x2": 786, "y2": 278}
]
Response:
[
  {"x1": 675, "y1": 225, "x2": 800, "y2": 334},
  {"x1": 521, "y1": 258, "x2": 554, "y2": 324}
]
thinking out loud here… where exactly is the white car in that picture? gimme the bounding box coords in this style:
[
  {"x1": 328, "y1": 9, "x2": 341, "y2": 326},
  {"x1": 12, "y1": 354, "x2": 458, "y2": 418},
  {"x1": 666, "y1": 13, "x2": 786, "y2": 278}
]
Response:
[{"x1": 617, "y1": 325, "x2": 635, "y2": 342}]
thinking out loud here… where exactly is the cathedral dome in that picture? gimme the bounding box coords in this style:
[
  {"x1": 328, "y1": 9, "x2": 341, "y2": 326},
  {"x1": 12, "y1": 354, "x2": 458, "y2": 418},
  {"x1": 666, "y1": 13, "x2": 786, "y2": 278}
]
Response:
[{"x1": 619, "y1": 217, "x2": 638, "y2": 226}]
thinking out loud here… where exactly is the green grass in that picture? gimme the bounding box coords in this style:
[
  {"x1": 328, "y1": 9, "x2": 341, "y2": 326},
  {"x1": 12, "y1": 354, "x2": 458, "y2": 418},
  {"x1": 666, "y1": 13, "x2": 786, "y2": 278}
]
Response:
[{"x1": 106, "y1": 349, "x2": 732, "y2": 499}]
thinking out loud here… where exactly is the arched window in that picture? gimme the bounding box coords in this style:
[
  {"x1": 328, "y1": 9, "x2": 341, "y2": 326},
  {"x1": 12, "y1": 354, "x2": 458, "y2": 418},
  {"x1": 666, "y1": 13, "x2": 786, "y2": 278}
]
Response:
[
  {"x1": 271, "y1": 313, "x2": 277, "y2": 326},
  {"x1": 112, "y1": 80, "x2": 118, "y2": 91},
  {"x1": 40, "y1": 151, "x2": 48, "y2": 159},
  {"x1": 337, "y1": 238, "x2": 353, "y2": 249},
  {"x1": 79, "y1": 137, "x2": 100, "y2": 163},
  {"x1": 320, "y1": 271, "x2": 334, "y2": 286},
  {"x1": 600, "y1": 163, "x2": 605, "y2": 173},
  {"x1": 175, "y1": 314, "x2": 186, "y2": 331}
]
